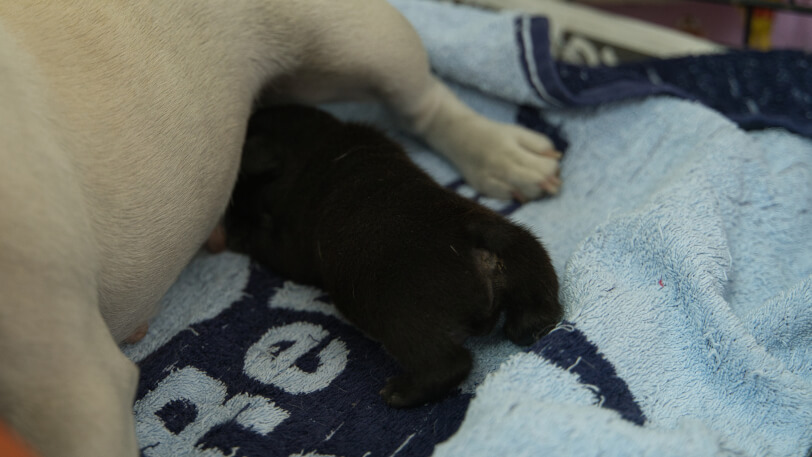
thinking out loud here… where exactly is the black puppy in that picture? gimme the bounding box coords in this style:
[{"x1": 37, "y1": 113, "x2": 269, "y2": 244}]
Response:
[{"x1": 225, "y1": 105, "x2": 562, "y2": 407}]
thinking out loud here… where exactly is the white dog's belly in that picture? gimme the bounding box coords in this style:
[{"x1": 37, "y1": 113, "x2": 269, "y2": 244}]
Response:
[
  {"x1": 0, "y1": 32, "x2": 248, "y2": 343},
  {"x1": 89, "y1": 124, "x2": 246, "y2": 342},
  {"x1": 0, "y1": 4, "x2": 269, "y2": 342},
  {"x1": 83, "y1": 85, "x2": 252, "y2": 342}
]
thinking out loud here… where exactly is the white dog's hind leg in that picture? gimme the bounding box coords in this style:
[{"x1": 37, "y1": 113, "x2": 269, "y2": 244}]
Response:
[
  {"x1": 0, "y1": 149, "x2": 140, "y2": 457},
  {"x1": 271, "y1": 0, "x2": 562, "y2": 200},
  {"x1": 0, "y1": 33, "x2": 139, "y2": 457},
  {"x1": 407, "y1": 79, "x2": 563, "y2": 200}
]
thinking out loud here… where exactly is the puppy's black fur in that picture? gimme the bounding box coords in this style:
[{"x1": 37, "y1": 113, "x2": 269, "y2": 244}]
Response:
[{"x1": 225, "y1": 105, "x2": 562, "y2": 407}]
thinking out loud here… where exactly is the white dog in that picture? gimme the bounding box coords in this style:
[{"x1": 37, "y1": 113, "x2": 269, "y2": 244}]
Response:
[{"x1": 0, "y1": 1, "x2": 560, "y2": 456}]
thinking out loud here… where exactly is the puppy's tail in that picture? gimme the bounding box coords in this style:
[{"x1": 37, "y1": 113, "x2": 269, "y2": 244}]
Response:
[{"x1": 465, "y1": 218, "x2": 562, "y2": 345}]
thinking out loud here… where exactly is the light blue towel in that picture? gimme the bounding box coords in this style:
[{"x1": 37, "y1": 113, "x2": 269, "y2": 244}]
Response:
[
  {"x1": 123, "y1": 1, "x2": 811, "y2": 455},
  {"x1": 341, "y1": 2, "x2": 812, "y2": 455},
  {"x1": 432, "y1": 101, "x2": 812, "y2": 456},
  {"x1": 388, "y1": 1, "x2": 810, "y2": 456},
  {"x1": 328, "y1": 92, "x2": 812, "y2": 456}
]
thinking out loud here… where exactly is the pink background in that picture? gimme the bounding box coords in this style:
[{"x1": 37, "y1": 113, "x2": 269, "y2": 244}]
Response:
[{"x1": 587, "y1": 1, "x2": 812, "y2": 50}]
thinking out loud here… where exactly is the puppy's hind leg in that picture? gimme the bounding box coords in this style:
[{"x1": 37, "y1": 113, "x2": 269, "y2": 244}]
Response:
[
  {"x1": 378, "y1": 328, "x2": 472, "y2": 408},
  {"x1": 467, "y1": 219, "x2": 563, "y2": 346}
]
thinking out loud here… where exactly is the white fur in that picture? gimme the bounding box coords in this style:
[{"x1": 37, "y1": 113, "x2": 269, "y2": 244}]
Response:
[{"x1": 0, "y1": 1, "x2": 559, "y2": 456}]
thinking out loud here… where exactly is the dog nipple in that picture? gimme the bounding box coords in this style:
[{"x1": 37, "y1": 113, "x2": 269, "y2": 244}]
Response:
[{"x1": 124, "y1": 323, "x2": 149, "y2": 344}]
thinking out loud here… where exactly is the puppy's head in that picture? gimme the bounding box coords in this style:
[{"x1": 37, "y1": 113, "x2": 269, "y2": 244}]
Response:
[
  {"x1": 225, "y1": 105, "x2": 344, "y2": 256},
  {"x1": 240, "y1": 105, "x2": 343, "y2": 175}
]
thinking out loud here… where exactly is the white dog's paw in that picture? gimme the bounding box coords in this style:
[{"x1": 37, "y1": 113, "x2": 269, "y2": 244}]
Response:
[{"x1": 444, "y1": 119, "x2": 562, "y2": 201}]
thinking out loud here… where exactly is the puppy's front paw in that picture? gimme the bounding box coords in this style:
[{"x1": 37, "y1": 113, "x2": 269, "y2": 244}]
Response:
[{"x1": 449, "y1": 120, "x2": 562, "y2": 201}]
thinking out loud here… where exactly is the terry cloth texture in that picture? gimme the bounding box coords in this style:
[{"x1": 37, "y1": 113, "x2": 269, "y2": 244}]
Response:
[{"x1": 123, "y1": 1, "x2": 812, "y2": 456}]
